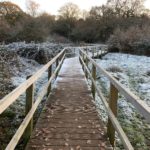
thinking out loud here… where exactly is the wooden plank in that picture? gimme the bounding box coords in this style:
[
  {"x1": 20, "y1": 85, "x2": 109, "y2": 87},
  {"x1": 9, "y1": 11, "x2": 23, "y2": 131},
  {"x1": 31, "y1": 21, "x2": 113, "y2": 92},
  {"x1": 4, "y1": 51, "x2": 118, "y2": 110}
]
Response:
[
  {"x1": 0, "y1": 49, "x2": 66, "y2": 114},
  {"x1": 80, "y1": 49, "x2": 150, "y2": 123},
  {"x1": 79, "y1": 56, "x2": 134, "y2": 150}
]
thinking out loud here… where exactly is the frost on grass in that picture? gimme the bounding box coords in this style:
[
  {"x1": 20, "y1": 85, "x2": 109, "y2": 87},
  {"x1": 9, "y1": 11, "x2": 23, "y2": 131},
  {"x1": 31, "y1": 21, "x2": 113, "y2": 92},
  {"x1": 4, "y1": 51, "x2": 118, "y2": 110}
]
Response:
[
  {"x1": 94, "y1": 53, "x2": 150, "y2": 149},
  {"x1": 0, "y1": 42, "x2": 67, "y2": 149},
  {"x1": 96, "y1": 53, "x2": 150, "y2": 106}
]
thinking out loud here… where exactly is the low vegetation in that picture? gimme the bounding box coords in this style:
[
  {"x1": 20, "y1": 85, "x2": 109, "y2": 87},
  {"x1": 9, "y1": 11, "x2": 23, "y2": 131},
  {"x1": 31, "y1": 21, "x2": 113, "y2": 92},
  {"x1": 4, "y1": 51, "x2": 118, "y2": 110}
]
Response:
[
  {"x1": 107, "y1": 26, "x2": 150, "y2": 56},
  {"x1": 0, "y1": 0, "x2": 150, "y2": 55},
  {"x1": 106, "y1": 66, "x2": 123, "y2": 73}
]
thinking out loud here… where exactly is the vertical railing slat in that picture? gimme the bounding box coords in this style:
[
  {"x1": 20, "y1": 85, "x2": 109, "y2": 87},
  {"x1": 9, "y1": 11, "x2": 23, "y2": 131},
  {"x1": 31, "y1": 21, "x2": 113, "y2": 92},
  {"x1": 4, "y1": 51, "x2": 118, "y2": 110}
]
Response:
[
  {"x1": 107, "y1": 83, "x2": 118, "y2": 147},
  {"x1": 24, "y1": 75, "x2": 34, "y2": 142},
  {"x1": 85, "y1": 52, "x2": 88, "y2": 79},
  {"x1": 92, "y1": 64, "x2": 96, "y2": 99},
  {"x1": 47, "y1": 65, "x2": 52, "y2": 96},
  {"x1": 56, "y1": 58, "x2": 59, "y2": 78}
]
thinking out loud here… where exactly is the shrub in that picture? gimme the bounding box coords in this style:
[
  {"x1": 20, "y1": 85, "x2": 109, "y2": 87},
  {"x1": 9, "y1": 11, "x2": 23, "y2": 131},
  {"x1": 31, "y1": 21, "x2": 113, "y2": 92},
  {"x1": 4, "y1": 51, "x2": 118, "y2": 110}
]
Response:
[
  {"x1": 146, "y1": 70, "x2": 150, "y2": 76},
  {"x1": 107, "y1": 25, "x2": 150, "y2": 56},
  {"x1": 106, "y1": 66, "x2": 123, "y2": 73}
]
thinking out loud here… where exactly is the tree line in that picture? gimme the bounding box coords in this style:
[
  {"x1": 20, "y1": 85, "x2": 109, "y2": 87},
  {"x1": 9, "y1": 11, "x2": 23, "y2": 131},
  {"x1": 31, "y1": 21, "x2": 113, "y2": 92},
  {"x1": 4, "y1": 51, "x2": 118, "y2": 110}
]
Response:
[{"x1": 0, "y1": 0, "x2": 150, "y2": 55}]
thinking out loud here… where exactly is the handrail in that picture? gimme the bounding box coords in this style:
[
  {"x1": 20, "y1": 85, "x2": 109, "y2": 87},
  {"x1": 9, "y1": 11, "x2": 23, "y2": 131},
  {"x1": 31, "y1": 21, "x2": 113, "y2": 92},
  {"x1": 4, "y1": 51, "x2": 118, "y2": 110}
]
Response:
[
  {"x1": 0, "y1": 48, "x2": 66, "y2": 150},
  {"x1": 79, "y1": 48, "x2": 150, "y2": 149},
  {"x1": 79, "y1": 55, "x2": 133, "y2": 150},
  {"x1": 0, "y1": 48, "x2": 66, "y2": 114},
  {"x1": 6, "y1": 53, "x2": 66, "y2": 150},
  {"x1": 0, "y1": 45, "x2": 149, "y2": 149},
  {"x1": 80, "y1": 49, "x2": 150, "y2": 123}
]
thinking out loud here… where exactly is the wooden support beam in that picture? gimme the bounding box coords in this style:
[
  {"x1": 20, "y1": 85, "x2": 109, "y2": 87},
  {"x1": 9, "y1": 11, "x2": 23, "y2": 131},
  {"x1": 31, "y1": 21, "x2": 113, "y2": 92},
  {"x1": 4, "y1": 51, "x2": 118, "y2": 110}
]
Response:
[
  {"x1": 56, "y1": 58, "x2": 59, "y2": 67},
  {"x1": 92, "y1": 64, "x2": 96, "y2": 99},
  {"x1": 80, "y1": 53, "x2": 83, "y2": 69},
  {"x1": 56, "y1": 53, "x2": 65, "y2": 79},
  {"x1": 85, "y1": 52, "x2": 88, "y2": 79},
  {"x1": 82, "y1": 53, "x2": 85, "y2": 72},
  {"x1": 92, "y1": 47, "x2": 94, "y2": 57},
  {"x1": 107, "y1": 83, "x2": 118, "y2": 147},
  {"x1": 56, "y1": 58, "x2": 59, "y2": 78},
  {"x1": 23, "y1": 75, "x2": 34, "y2": 142},
  {"x1": 47, "y1": 65, "x2": 52, "y2": 96}
]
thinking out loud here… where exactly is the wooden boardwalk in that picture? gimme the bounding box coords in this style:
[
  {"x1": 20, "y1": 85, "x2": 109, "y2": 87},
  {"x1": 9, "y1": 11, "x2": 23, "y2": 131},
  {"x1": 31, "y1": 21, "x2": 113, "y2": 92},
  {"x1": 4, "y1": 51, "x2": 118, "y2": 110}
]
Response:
[
  {"x1": 26, "y1": 57, "x2": 112, "y2": 150},
  {"x1": 1, "y1": 48, "x2": 149, "y2": 150}
]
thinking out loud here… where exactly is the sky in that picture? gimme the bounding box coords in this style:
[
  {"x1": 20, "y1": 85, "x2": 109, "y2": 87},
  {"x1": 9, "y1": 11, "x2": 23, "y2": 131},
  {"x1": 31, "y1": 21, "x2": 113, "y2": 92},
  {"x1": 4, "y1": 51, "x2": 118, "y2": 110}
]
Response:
[{"x1": 2, "y1": 0, "x2": 150, "y2": 15}]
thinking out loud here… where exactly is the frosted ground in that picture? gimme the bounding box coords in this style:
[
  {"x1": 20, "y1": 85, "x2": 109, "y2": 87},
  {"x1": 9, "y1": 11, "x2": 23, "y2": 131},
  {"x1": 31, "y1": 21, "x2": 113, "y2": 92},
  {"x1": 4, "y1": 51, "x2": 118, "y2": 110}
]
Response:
[
  {"x1": 0, "y1": 42, "x2": 69, "y2": 149},
  {"x1": 0, "y1": 43, "x2": 150, "y2": 149},
  {"x1": 11, "y1": 49, "x2": 150, "y2": 149},
  {"x1": 97, "y1": 53, "x2": 150, "y2": 105},
  {"x1": 95, "y1": 53, "x2": 150, "y2": 149}
]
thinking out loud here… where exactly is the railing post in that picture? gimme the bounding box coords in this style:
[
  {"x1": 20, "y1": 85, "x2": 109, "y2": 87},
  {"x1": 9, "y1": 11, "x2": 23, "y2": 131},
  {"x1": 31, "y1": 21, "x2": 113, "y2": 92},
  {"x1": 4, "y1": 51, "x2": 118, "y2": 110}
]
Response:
[
  {"x1": 92, "y1": 64, "x2": 96, "y2": 99},
  {"x1": 60, "y1": 53, "x2": 65, "y2": 70},
  {"x1": 55, "y1": 57, "x2": 59, "y2": 79},
  {"x1": 86, "y1": 47, "x2": 88, "y2": 55},
  {"x1": 47, "y1": 65, "x2": 52, "y2": 96},
  {"x1": 85, "y1": 52, "x2": 88, "y2": 79},
  {"x1": 92, "y1": 48, "x2": 94, "y2": 58},
  {"x1": 24, "y1": 75, "x2": 34, "y2": 142},
  {"x1": 79, "y1": 50, "x2": 81, "y2": 63},
  {"x1": 56, "y1": 57, "x2": 59, "y2": 67},
  {"x1": 79, "y1": 51, "x2": 84, "y2": 69},
  {"x1": 82, "y1": 53, "x2": 85, "y2": 72},
  {"x1": 107, "y1": 83, "x2": 118, "y2": 147}
]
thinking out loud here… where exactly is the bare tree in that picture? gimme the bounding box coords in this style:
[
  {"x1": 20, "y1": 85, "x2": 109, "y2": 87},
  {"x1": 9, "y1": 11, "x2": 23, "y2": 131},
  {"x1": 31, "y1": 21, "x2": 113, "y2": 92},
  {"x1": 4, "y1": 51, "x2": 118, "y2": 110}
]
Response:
[
  {"x1": 0, "y1": 1, "x2": 22, "y2": 16},
  {"x1": 55, "y1": 3, "x2": 81, "y2": 39},
  {"x1": 81, "y1": 10, "x2": 89, "y2": 20},
  {"x1": 58, "y1": 2, "x2": 80, "y2": 20},
  {"x1": 90, "y1": 6, "x2": 114, "y2": 19},
  {"x1": 107, "y1": 0, "x2": 145, "y2": 17},
  {"x1": 0, "y1": 1, "x2": 23, "y2": 24},
  {"x1": 26, "y1": 0, "x2": 39, "y2": 17}
]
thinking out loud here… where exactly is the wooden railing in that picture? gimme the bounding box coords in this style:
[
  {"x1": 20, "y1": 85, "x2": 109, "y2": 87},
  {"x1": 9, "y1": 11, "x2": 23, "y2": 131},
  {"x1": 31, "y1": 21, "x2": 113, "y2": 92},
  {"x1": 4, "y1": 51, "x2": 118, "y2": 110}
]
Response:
[
  {"x1": 0, "y1": 48, "x2": 66, "y2": 150},
  {"x1": 79, "y1": 48, "x2": 150, "y2": 150},
  {"x1": 77, "y1": 45, "x2": 108, "y2": 58},
  {"x1": 91, "y1": 47, "x2": 108, "y2": 58},
  {"x1": 0, "y1": 45, "x2": 149, "y2": 150}
]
